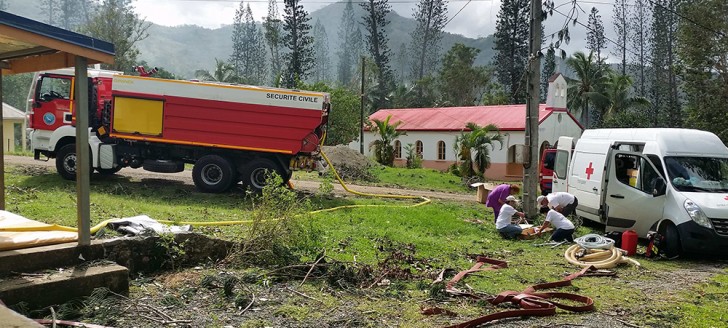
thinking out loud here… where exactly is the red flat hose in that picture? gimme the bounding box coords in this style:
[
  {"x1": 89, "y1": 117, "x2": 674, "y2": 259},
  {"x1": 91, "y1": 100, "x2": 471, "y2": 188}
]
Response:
[{"x1": 434, "y1": 257, "x2": 613, "y2": 328}]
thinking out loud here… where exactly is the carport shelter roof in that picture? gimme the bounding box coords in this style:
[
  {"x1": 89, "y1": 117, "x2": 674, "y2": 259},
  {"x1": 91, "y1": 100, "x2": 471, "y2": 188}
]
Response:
[{"x1": 0, "y1": 10, "x2": 114, "y2": 75}]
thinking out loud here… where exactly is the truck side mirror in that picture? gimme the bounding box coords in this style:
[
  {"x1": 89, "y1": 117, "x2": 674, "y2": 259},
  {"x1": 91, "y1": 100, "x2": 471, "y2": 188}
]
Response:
[{"x1": 652, "y1": 177, "x2": 667, "y2": 197}]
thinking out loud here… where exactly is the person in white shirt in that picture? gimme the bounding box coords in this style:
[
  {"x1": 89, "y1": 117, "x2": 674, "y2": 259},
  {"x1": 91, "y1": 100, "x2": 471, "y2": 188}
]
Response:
[
  {"x1": 536, "y1": 192, "x2": 578, "y2": 217},
  {"x1": 495, "y1": 195, "x2": 526, "y2": 239},
  {"x1": 537, "y1": 208, "x2": 575, "y2": 242}
]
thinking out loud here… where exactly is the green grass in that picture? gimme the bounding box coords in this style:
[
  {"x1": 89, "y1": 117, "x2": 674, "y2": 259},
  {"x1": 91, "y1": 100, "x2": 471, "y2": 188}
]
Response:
[
  {"x1": 294, "y1": 165, "x2": 470, "y2": 193},
  {"x1": 5, "y1": 164, "x2": 727, "y2": 327}
]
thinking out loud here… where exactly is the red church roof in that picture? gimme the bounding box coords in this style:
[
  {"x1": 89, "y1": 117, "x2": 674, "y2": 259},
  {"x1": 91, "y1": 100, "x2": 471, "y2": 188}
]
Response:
[{"x1": 369, "y1": 104, "x2": 576, "y2": 131}]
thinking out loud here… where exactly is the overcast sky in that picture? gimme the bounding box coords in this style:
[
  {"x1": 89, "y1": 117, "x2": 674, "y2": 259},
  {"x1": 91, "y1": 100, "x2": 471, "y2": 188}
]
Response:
[{"x1": 133, "y1": 0, "x2": 616, "y2": 58}]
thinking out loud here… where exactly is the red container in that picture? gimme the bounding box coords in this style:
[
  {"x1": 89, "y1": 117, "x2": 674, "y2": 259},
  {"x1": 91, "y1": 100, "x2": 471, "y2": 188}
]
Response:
[{"x1": 622, "y1": 230, "x2": 638, "y2": 256}]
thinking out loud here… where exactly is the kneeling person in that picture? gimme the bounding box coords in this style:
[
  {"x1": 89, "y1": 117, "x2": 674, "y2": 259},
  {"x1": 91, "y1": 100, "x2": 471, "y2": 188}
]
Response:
[
  {"x1": 538, "y1": 209, "x2": 575, "y2": 242},
  {"x1": 496, "y1": 196, "x2": 526, "y2": 239}
]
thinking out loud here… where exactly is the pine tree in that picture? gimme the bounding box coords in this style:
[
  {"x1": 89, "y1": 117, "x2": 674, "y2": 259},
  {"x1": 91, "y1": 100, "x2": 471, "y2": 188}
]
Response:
[
  {"x1": 263, "y1": 0, "x2": 283, "y2": 84},
  {"x1": 231, "y1": 1, "x2": 246, "y2": 79},
  {"x1": 409, "y1": 0, "x2": 448, "y2": 82},
  {"x1": 313, "y1": 19, "x2": 330, "y2": 83},
  {"x1": 612, "y1": 0, "x2": 629, "y2": 75},
  {"x1": 540, "y1": 48, "x2": 556, "y2": 103},
  {"x1": 438, "y1": 43, "x2": 489, "y2": 106},
  {"x1": 493, "y1": 0, "x2": 530, "y2": 104},
  {"x1": 629, "y1": 0, "x2": 651, "y2": 97},
  {"x1": 231, "y1": 4, "x2": 266, "y2": 85},
  {"x1": 336, "y1": 0, "x2": 357, "y2": 86},
  {"x1": 253, "y1": 28, "x2": 268, "y2": 84},
  {"x1": 649, "y1": 0, "x2": 681, "y2": 127},
  {"x1": 587, "y1": 7, "x2": 606, "y2": 63},
  {"x1": 81, "y1": 0, "x2": 150, "y2": 72},
  {"x1": 282, "y1": 0, "x2": 314, "y2": 86},
  {"x1": 361, "y1": 0, "x2": 395, "y2": 110},
  {"x1": 39, "y1": 0, "x2": 59, "y2": 25},
  {"x1": 678, "y1": 0, "x2": 728, "y2": 141},
  {"x1": 58, "y1": 0, "x2": 88, "y2": 29},
  {"x1": 395, "y1": 42, "x2": 408, "y2": 84}
]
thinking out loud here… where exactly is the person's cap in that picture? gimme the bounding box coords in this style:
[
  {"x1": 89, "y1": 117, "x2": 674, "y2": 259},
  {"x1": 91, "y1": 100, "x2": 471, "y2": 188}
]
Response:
[
  {"x1": 506, "y1": 195, "x2": 517, "y2": 202},
  {"x1": 536, "y1": 195, "x2": 547, "y2": 205}
]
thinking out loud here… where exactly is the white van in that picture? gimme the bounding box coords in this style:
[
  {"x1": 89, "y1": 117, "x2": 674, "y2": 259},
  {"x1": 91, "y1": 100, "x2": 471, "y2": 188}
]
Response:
[{"x1": 553, "y1": 128, "x2": 728, "y2": 256}]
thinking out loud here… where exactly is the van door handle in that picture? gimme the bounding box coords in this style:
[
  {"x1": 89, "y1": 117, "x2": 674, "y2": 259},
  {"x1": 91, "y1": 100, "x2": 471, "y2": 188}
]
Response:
[
  {"x1": 592, "y1": 187, "x2": 598, "y2": 192},
  {"x1": 610, "y1": 194, "x2": 625, "y2": 199}
]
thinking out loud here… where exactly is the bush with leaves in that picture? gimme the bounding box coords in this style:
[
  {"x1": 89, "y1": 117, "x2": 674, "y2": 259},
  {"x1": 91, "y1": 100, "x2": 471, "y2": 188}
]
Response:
[
  {"x1": 229, "y1": 174, "x2": 321, "y2": 267},
  {"x1": 404, "y1": 143, "x2": 422, "y2": 169},
  {"x1": 369, "y1": 114, "x2": 405, "y2": 166}
]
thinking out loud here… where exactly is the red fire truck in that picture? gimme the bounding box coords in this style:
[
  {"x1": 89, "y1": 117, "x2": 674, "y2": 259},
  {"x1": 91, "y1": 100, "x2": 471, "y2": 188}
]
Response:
[{"x1": 29, "y1": 68, "x2": 330, "y2": 193}]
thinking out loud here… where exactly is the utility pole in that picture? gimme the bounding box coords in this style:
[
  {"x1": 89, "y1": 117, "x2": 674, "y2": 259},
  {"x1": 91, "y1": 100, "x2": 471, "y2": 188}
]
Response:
[
  {"x1": 523, "y1": 0, "x2": 542, "y2": 218},
  {"x1": 360, "y1": 56, "x2": 365, "y2": 154}
]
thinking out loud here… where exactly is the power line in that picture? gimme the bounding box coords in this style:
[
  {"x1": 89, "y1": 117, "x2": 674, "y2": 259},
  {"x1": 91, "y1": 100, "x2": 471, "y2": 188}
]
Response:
[
  {"x1": 443, "y1": 0, "x2": 473, "y2": 28},
  {"x1": 552, "y1": 7, "x2": 659, "y2": 68},
  {"x1": 644, "y1": 0, "x2": 725, "y2": 38}
]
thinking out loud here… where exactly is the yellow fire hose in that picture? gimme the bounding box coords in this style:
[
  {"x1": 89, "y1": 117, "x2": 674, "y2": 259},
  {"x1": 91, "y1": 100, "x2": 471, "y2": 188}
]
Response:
[
  {"x1": 564, "y1": 244, "x2": 641, "y2": 269},
  {"x1": 0, "y1": 144, "x2": 430, "y2": 234}
]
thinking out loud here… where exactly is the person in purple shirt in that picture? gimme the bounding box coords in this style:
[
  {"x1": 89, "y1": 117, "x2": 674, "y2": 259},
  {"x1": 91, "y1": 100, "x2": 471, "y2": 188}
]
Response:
[{"x1": 485, "y1": 183, "x2": 521, "y2": 222}]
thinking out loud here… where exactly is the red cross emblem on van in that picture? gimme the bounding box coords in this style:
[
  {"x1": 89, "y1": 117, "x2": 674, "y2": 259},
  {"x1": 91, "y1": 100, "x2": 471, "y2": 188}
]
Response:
[{"x1": 585, "y1": 162, "x2": 594, "y2": 180}]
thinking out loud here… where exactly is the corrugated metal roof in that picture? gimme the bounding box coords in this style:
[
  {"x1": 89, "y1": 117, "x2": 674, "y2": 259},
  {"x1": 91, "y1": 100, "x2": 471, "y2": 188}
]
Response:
[
  {"x1": 0, "y1": 11, "x2": 114, "y2": 58},
  {"x1": 1, "y1": 10, "x2": 114, "y2": 75},
  {"x1": 369, "y1": 104, "x2": 554, "y2": 131},
  {"x1": 2, "y1": 102, "x2": 24, "y2": 120}
]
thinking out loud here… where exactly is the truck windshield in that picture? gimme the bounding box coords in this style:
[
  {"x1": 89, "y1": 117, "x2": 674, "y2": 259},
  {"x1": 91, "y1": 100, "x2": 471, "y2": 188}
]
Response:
[{"x1": 664, "y1": 156, "x2": 728, "y2": 192}]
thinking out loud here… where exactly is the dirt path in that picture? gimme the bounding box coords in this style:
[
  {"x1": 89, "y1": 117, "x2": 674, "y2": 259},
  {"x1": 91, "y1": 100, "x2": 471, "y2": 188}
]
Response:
[{"x1": 3, "y1": 155, "x2": 475, "y2": 202}]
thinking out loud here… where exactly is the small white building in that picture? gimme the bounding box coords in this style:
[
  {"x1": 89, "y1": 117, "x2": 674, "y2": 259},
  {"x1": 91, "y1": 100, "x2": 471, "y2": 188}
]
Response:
[
  {"x1": 2, "y1": 103, "x2": 26, "y2": 153},
  {"x1": 349, "y1": 74, "x2": 583, "y2": 180}
]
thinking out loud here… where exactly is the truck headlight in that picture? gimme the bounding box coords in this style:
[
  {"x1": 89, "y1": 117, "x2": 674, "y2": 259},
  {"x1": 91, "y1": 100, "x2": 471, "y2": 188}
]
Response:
[{"x1": 684, "y1": 199, "x2": 713, "y2": 229}]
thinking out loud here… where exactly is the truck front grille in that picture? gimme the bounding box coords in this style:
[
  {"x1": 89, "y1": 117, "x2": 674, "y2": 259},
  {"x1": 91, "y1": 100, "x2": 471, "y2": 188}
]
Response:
[{"x1": 710, "y1": 218, "x2": 728, "y2": 236}]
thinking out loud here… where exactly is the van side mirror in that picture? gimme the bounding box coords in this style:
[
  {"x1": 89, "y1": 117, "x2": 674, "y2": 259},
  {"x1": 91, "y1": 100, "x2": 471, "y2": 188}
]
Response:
[{"x1": 652, "y1": 177, "x2": 667, "y2": 197}]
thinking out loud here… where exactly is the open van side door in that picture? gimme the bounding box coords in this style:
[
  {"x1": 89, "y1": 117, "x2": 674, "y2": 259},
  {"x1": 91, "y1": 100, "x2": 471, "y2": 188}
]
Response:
[
  {"x1": 604, "y1": 150, "x2": 666, "y2": 236},
  {"x1": 552, "y1": 136, "x2": 573, "y2": 193}
]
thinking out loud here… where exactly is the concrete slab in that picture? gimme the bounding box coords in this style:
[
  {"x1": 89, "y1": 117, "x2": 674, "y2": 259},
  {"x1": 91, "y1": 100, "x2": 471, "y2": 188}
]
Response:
[
  {"x1": 0, "y1": 263, "x2": 128, "y2": 309},
  {"x1": 0, "y1": 303, "x2": 43, "y2": 327},
  {"x1": 0, "y1": 240, "x2": 109, "y2": 276},
  {"x1": 0, "y1": 233, "x2": 233, "y2": 276}
]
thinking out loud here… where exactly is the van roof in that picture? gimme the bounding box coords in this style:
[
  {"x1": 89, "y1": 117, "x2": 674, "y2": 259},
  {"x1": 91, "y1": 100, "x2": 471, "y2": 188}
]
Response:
[{"x1": 582, "y1": 128, "x2": 728, "y2": 156}]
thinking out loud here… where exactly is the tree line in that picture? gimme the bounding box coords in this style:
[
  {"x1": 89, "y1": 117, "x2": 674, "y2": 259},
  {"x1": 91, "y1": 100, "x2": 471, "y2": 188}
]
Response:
[{"x1": 2, "y1": 0, "x2": 727, "y2": 148}]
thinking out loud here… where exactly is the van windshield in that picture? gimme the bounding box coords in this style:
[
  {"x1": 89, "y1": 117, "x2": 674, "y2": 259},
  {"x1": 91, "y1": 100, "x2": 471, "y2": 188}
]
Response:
[{"x1": 664, "y1": 157, "x2": 728, "y2": 192}]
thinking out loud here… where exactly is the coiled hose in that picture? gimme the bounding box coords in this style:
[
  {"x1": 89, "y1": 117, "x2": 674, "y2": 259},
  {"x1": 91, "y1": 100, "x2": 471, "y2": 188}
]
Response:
[{"x1": 565, "y1": 234, "x2": 640, "y2": 269}]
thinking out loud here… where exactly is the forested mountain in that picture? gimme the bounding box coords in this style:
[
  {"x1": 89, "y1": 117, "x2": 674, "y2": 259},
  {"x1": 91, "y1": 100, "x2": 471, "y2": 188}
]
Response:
[{"x1": 2, "y1": 0, "x2": 494, "y2": 79}]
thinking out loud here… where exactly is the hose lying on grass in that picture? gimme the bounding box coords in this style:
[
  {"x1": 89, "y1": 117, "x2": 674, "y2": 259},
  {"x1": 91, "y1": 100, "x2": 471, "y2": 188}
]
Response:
[{"x1": 564, "y1": 234, "x2": 640, "y2": 269}]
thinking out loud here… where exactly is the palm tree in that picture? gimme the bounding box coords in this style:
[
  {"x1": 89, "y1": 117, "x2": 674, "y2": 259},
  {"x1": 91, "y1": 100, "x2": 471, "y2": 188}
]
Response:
[
  {"x1": 369, "y1": 115, "x2": 406, "y2": 166},
  {"x1": 453, "y1": 123, "x2": 503, "y2": 178},
  {"x1": 566, "y1": 51, "x2": 607, "y2": 128},
  {"x1": 587, "y1": 71, "x2": 651, "y2": 121},
  {"x1": 195, "y1": 58, "x2": 239, "y2": 83}
]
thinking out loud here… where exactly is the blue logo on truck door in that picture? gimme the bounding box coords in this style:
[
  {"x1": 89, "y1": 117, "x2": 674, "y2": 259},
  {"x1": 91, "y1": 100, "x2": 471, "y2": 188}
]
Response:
[{"x1": 43, "y1": 112, "x2": 56, "y2": 125}]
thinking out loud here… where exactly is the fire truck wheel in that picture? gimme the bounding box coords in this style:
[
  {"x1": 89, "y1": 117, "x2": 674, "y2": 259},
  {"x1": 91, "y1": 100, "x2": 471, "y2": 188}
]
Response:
[
  {"x1": 242, "y1": 158, "x2": 283, "y2": 193},
  {"x1": 192, "y1": 155, "x2": 235, "y2": 193},
  {"x1": 55, "y1": 143, "x2": 91, "y2": 181}
]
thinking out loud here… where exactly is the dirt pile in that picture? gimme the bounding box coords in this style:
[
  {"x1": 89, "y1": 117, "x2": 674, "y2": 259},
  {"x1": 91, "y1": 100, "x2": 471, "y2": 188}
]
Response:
[{"x1": 321, "y1": 145, "x2": 376, "y2": 181}]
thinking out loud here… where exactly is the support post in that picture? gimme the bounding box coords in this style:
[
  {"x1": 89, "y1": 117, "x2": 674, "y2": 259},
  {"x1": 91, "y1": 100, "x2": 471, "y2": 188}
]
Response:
[
  {"x1": 523, "y1": 0, "x2": 542, "y2": 218},
  {"x1": 75, "y1": 57, "x2": 90, "y2": 246},
  {"x1": 360, "y1": 56, "x2": 365, "y2": 155},
  {"x1": 0, "y1": 69, "x2": 5, "y2": 210}
]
